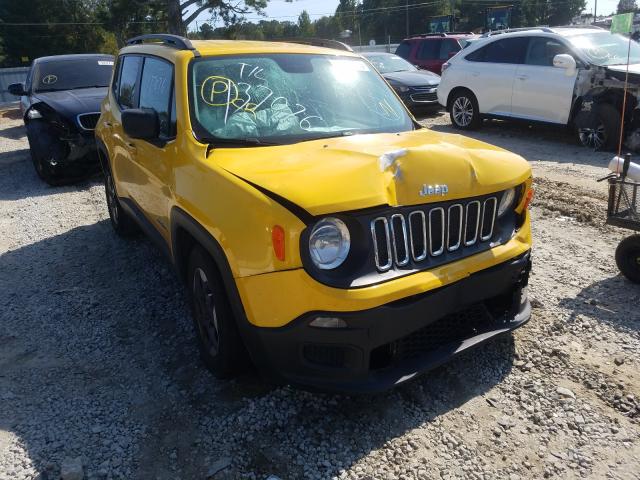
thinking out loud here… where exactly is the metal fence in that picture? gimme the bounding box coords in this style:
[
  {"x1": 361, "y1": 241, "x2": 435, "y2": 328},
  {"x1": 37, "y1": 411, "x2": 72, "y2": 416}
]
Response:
[{"x1": 0, "y1": 67, "x2": 29, "y2": 107}]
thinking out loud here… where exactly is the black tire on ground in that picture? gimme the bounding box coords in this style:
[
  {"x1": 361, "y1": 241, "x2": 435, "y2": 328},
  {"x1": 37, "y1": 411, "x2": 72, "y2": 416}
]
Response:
[
  {"x1": 187, "y1": 245, "x2": 248, "y2": 378},
  {"x1": 25, "y1": 120, "x2": 65, "y2": 186},
  {"x1": 615, "y1": 234, "x2": 640, "y2": 284},
  {"x1": 104, "y1": 168, "x2": 138, "y2": 237},
  {"x1": 449, "y1": 89, "x2": 482, "y2": 130},
  {"x1": 575, "y1": 103, "x2": 621, "y2": 151}
]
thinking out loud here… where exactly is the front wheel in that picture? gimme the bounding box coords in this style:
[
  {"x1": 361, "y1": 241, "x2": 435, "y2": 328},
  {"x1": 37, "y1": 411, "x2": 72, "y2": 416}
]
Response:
[
  {"x1": 26, "y1": 121, "x2": 64, "y2": 186},
  {"x1": 187, "y1": 246, "x2": 247, "y2": 378},
  {"x1": 575, "y1": 103, "x2": 621, "y2": 150},
  {"x1": 615, "y1": 235, "x2": 640, "y2": 283},
  {"x1": 449, "y1": 90, "x2": 482, "y2": 130},
  {"x1": 104, "y1": 169, "x2": 138, "y2": 237}
]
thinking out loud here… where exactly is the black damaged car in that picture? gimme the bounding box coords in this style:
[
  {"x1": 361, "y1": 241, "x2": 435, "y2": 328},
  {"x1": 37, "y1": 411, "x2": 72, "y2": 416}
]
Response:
[
  {"x1": 361, "y1": 52, "x2": 440, "y2": 112},
  {"x1": 8, "y1": 54, "x2": 114, "y2": 185}
]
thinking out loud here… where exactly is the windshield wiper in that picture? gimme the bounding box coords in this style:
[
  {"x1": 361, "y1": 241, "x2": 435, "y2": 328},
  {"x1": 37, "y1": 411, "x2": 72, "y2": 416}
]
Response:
[
  {"x1": 204, "y1": 136, "x2": 281, "y2": 152},
  {"x1": 67, "y1": 85, "x2": 109, "y2": 90}
]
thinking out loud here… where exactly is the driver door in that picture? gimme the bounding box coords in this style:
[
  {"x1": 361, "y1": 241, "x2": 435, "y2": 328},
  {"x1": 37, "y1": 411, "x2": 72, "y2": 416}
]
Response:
[
  {"x1": 123, "y1": 56, "x2": 176, "y2": 241},
  {"x1": 511, "y1": 37, "x2": 578, "y2": 124}
]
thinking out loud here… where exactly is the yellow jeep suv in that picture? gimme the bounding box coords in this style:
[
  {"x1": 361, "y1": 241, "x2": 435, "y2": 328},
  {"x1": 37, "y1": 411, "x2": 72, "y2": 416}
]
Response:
[{"x1": 96, "y1": 34, "x2": 534, "y2": 393}]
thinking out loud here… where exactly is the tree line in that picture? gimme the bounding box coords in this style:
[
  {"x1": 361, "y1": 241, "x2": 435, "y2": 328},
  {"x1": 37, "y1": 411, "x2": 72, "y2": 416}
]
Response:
[{"x1": 1, "y1": 0, "x2": 589, "y2": 67}]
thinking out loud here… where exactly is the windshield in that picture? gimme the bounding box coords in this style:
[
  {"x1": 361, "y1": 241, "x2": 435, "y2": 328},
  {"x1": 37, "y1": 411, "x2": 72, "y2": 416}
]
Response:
[
  {"x1": 189, "y1": 54, "x2": 414, "y2": 144},
  {"x1": 568, "y1": 32, "x2": 640, "y2": 66},
  {"x1": 364, "y1": 54, "x2": 417, "y2": 73},
  {"x1": 34, "y1": 57, "x2": 114, "y2": 92}
]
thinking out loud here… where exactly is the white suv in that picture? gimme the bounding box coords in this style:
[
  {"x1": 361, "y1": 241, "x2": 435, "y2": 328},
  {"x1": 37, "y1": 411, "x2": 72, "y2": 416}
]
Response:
[{"x1": 437, "y1": 26, "x2": 640, "y2": 150}]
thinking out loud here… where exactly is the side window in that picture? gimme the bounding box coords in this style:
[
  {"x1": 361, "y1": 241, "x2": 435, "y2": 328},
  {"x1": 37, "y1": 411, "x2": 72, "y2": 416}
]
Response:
[
  {"x1": 112, "y1": 57, "x2": 122, "y2": 98},
  {"x1": 466, "y1": 46, "x2": 486, "y2": 62},
  {"x1": 526, "y1": 37, "x2": 571, "y2": 66},
  {"x1": 139, "y1": 57, "x2": 174, "y2": 138},
  {"x1": 395, "y1": 41, "x2": 412, "y2": 59},
  {"x1": 118, "y1": 56, "x2": 142, "y2": 109},
  {"x1": 25, "y1": 67, "x2": 34, "y2": 92},
  {"x1": 479, "y1": 37, "x2": 529, "y2": 64},
  {"x1": 417, "y1": 40, "x2": 441, "y2": 60},
  {"x1": 439, "y1": 39, "x2": 460, "y2": 60}
]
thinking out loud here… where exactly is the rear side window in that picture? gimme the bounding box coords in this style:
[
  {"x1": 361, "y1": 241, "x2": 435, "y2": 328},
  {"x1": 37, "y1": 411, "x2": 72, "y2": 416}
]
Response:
[
  {"x1": 417, "y1": 40, "x2": 441, "y2": 60},
  {"x1": 439, "y1": 39, "x2": 461, "y2": 60},
  {"x1": 139, "y1": 57, "x2": 174, "y2": 138},
  {"x1": 118, "y1": 56, "x2": 142, "y2": 109},
  {"x1": 526, "y1": 37, "x2": 571, "y2": 66},
  {"x1": 466, "y1": 37, "x2": 529, "y2": 64},
  {"x1": 395, "y1": 41, "x2": 412, "y2": 59},
  {"x1": 112, "y1": 58, "x2": 122, "y2": 97}
]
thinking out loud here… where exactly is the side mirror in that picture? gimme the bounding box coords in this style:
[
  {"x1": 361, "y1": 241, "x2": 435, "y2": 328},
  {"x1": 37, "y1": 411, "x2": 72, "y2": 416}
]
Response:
[
  {"x1": 8, "y1": 83, "x2": 26, "y2": 96},
  {"x1": 122, "y1": 108, "x2": 159, "y2": 140},
  {"x1": 553, "y1": 54, "x2": 577, "y2": 76}
]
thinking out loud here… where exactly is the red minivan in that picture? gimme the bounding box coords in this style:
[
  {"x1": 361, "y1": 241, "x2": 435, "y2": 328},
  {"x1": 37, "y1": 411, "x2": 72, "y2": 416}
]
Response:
[{"x1": 395, "y1": 33, "x2": 476, "y2": 74}]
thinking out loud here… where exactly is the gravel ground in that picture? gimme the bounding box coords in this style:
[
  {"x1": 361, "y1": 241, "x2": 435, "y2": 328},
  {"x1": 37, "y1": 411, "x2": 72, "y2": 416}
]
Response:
[{"x1": 0, "y1": 107, "x2": 638, "y2": 480}]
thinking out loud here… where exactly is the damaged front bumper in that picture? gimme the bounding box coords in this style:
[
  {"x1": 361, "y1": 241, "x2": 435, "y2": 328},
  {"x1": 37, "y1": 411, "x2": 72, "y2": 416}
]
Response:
[{"x1": 245, "y1": 251, "x2": 532, "y2": 393}]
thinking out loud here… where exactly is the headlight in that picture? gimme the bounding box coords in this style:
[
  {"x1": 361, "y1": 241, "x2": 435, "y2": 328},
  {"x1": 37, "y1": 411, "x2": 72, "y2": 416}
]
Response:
[
  {"x1": 27, "y1": 108, "x2": 42, "y2": 119},
  {"x1": 498, "y1": 188, "x2": 516, "y2": 217},
  {"x1": 308, "y1": 217, "x2": 350, "y2": 270},
  {"x1": 393, "y1": 85, "x2": 410, "y2": 93}
]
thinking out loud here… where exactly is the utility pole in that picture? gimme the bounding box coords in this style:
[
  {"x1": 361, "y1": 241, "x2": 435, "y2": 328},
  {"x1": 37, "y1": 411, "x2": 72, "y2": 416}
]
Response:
[
  {"x1": 594, "y1": 0, "x2": 598, "y2": 20},
  {"x1": 450, "y1": 0, "x2": 455, "y2": 31},
  {"x1": 405, "y1": 0, "x2": 409, "y2": 36}
]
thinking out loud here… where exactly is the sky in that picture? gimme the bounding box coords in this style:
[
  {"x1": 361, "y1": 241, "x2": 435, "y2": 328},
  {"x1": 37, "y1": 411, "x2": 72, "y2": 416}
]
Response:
[{"x1": 189, "y1": 0, "x2": 621, "y2": 29}]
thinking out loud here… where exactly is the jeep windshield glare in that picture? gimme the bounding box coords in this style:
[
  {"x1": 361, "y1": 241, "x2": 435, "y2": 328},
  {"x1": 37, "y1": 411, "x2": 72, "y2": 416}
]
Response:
[
  {"x1": 33, "y1": 58, "x2": 114, "y2": 93},
  {"x1": 189, "y1": 54, "x2": 414, "y2": 144},
  {"x1": 568, "y1": 32, "x2": 640, "y2": 66}
]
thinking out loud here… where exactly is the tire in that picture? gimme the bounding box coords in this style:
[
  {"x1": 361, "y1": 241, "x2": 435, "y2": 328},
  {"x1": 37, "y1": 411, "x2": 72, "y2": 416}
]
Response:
[
  {"x1": 187, "y1": 246, "x2": 247, "y2": 378},
  {"x1": 615, "y1": 234, "x2": 640, "y2": 284},
  {"x1": 104, "y1": 168, "x2": 138, "y2": 237},
  {"x1": 576, "y1": 103, "x2": 621, "y2": 151},
  {"x1": 449, "y1": 90, "x2": 482, "y2": 130},
  {"x1": 26, "y1": 121, "x2": 64, "y2": 186}
]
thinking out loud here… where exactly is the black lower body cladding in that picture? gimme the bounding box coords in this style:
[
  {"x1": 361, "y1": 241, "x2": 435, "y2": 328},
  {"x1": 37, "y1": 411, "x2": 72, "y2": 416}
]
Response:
[{"x1": 248, "y1": 252, "x2": 532, "y2": 393}]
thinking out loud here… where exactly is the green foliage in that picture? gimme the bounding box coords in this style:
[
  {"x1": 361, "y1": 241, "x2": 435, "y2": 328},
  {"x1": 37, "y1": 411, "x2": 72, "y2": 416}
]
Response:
[
  {"x1": 0, "y1": 0, "x2": 117, "y2": 67},
  {"x1": 0, "y1": 0, "x2": 590, "y2": 67},
  {"x1": 617, "y1": 0, "x2": 639, "y2": 14}
]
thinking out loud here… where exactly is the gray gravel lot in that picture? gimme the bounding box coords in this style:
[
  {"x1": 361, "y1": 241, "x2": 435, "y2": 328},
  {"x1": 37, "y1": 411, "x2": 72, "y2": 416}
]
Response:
[{"x1": 0, "y1": 108, "x2": 638, "y2": 480}]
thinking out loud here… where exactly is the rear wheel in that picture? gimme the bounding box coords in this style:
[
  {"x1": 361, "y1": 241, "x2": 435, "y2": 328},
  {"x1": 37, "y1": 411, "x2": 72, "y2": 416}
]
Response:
[
  {"x1": 576, "y1": 103, "x2": 621, "y2": 150},
  {"x1": 615, "y1": 235, "x2": 640, "y2": 284},
  {"x1": 187, "y1": 246, "x2": 247, "y2": 378},
  {"x1": 449, "y1": 90, "x2": 482, "y2": 130}
]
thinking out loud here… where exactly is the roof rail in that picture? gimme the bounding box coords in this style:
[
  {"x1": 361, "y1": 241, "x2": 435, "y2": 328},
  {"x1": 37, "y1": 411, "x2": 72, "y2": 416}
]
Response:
[
  {"x1": 408, "y1": 31, "x2": 474, "y2": 38},
  {"x1": 481, "y1": 26, "x2": 553, "y2": 37},
  {"x1": 551, "y1": 25, "x2": 604, "y2": 29},
  {"x1": 126, "y1": 34, "x2": 200, "y2": 57},
  {"x1": 281, "y1": 38, "x2": 353, "y2": 52}
]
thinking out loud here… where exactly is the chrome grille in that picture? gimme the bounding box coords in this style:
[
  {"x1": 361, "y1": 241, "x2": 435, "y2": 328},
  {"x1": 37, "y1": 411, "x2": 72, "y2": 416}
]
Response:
[
  {"x1": 409, "y1": 91, "x2": 438, "y2": 103},
  {"x1": 370, "y1": 196, "x2": 499, "y2": 272},
  {"x1": 77, "y1": 112, "x2": 100, "y2": 131}
]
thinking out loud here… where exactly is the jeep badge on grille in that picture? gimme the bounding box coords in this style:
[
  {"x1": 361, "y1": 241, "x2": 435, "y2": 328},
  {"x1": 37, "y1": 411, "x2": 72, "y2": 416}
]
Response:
[{"x1": 419, "y1": 184, "x2": 449, "y2": 197}]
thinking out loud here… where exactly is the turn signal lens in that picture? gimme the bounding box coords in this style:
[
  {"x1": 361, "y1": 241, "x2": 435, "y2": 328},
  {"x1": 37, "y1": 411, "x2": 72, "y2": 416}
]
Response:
[
  {"x1": 523, "y1": 187, "x2": 535, "y2": 210},
  {"x1": 272, "y1": 225, "x2": 285, "y2": 261}
]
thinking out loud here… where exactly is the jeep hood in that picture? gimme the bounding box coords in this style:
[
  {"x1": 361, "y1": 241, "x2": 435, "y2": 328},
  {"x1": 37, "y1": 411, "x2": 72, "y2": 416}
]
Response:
[{"x1": 213, "y1": 129, "x2": 531, "y2": 217}]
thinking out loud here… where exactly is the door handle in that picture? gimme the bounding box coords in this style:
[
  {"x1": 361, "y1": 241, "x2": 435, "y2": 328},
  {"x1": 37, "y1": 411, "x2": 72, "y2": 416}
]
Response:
[
  {"x1": 104, "y1": 121, "x2": 113, "y2": 127},
  {"x1": 517, "y1": 75, "x2": 529, "y2": 80},
  {"x1": 126, "y1": 142, "x2": 137, "y2": 153},
  {"x1": 471, "y1": 71, "x2": 480, "y2": 77}
]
